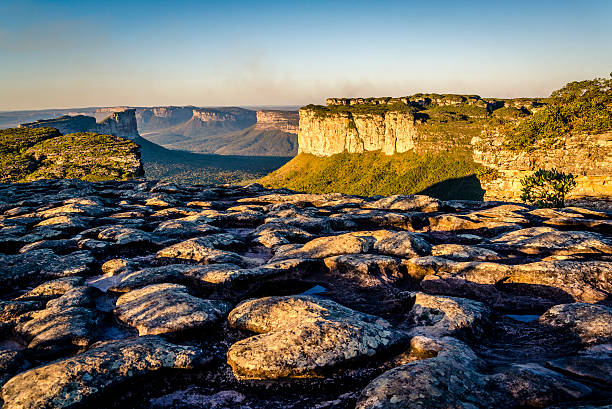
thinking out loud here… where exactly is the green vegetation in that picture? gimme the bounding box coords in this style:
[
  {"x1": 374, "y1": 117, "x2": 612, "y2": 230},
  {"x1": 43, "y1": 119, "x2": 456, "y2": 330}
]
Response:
[
  {"x1": 303, "y1": 103, "x2": 417, "y2": 118},
  {"x1": 520, "y1": 169, "x2": 577, "y2": 208},
  {"x1": 504, "y1": 74, "x2": 612, "y2": 151},
  {"x1": 491, "y1": 106, "x2": 530, "y2": 121},
  {"x1": 260, "y1": 150, "x2": 486, "y2": 200},
  {"x1": 0, "y1": 127, "x2": 61, "y2": 182},
  {"x1": 422, "y1": 104, "x2": 490, "y2": 120},
  {"x1": 0, "y1": 128, "x2": 142, "y2": 182}
]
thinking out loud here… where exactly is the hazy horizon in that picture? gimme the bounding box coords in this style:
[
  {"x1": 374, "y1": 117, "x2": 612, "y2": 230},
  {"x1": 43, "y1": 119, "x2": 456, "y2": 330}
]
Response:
[{"x1": 1, "y1": 0, "x2": 611, "y2": 111}]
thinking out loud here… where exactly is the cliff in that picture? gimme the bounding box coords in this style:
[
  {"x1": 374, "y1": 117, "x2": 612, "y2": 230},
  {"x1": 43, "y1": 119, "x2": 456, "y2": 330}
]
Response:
[
  {"x1": 255, "y1": 110, "x2": 298, "y2": 134},
  {"x1": 271, "y1": 86, "x2": 611, "y2": 205},
  {"x1": 298, "y1": 108, "x2": 417, "y2": 156},
  {"x1": 472, "y1": 132, "x2": 612, "y2": 203},
  {"x1": 19, "y1": 109, "x2": 140, "y2": 139},
  {"x1": 0, "y1": 127, "x2": 143, "y2": 182}
]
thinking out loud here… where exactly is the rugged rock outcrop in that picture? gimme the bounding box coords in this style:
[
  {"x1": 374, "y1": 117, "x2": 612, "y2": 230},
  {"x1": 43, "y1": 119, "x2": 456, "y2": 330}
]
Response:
[
  {"x1": 472, "y1": 131, "x2": 612, "y2": 203},
  {"x1": 0, "y1": 180, "x2": 610, "y2": 408},
  {"x1": 20, "y1": 109, "x2": 139, "y2": 139},
  {"x1": 0, "y1": 127, "x2": 144, "y2": 182}
]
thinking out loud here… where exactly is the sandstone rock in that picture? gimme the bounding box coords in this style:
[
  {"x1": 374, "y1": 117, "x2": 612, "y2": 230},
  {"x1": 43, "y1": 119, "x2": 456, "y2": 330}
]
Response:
[
  {"x1": 271, "y1": 232, "x2": 375, "y2": 260},
  {"x1": 412, "y1": 258, "x2": 611, "y2": 309},
  {"x1": 114, "y1": 283, "x2": 232, "y2": 335},
  {"x1": 153, "y1": 219, "x2": 220, "y2": 238},
  {"x1": 356, "y1": 336, "x2": 487, "y2": 409},
  {"x1": 407, "y1": 292, "x2": 491, "y2": 338},
  {"x1": 107, "y1": 265, "x2": 194, "y2": 292},
  {"x1": 491, "y1": 227, "x2": 612, "y2": 256},
  {"x1": 45, "y1": 286, "x2": 97, "y2": 310},
  {"x1": 97, "y1": 226, "x2": 161, "y2": 246},
  {"x1": 538, "y1": 303, "x2": 612, "y2": 346},
  {"x1": 547, "y1": 354, "x2": 612, "y2": 386},
  {"x1": 101, "y1": 258, "x2": 140, "y2": 275},
  {"x1": 364, "y1": 195, "x2": 443, "y2": 212},
  {"x1": 18, "y1": 238, "x2": 79, "y2": 254},
  {"x1": 489, "y1": 363, "x2": 592, "y2": 408},
  {"x1": 17, "y1": 277, "x2": 84, "y2": 300},
  {"x1": 14, "y1": 306, "x2": 99, "y2": 353},
  {"x1": 155, "y1": 235, "x2": 249, "y2": 266},
  {"x1": 431, "y1": 243, "x2": 500, "y2": 261},
  {"x1": 249, "y1": 223, "x2": 314, "y2": 248},
  {"x1": 0, "y1": 337, "x2": 205, "y2": 409},
  {"x1": 372, "y1": 230, "x2": 432, "y2": 257},
  {"x1": 227, "y1": 295, "x2": 406, "y2": 379},
  {"x1": 324, "y1": 254, "x2": 406, "y2": 288},
  {"x1": 0, "y1": 300, "x2": 44, "y2": 325}
]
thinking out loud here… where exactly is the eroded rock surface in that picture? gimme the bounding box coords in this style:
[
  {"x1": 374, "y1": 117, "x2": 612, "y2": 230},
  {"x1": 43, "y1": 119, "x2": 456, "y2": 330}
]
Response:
[
  {"x1": 0, "y1": 179, "x2": 610, "y2": 408},
  {"x1": 227, "y1": 295, "x2": 407, "y2": 379}
]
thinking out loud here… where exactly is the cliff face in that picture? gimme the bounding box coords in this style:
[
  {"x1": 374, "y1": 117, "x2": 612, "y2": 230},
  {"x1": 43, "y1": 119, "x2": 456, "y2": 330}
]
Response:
[
  {"x1": 255, "y1": 110, "x2": 298, "y2": 134},
  {"x1": 472, "y1": 132, "x2": 612, "y2": 202},
  {"x1": 190, "y1": 108, "x2": 256, "y2": 127},
  {"x1": 298, "y1": 109, "x2": 417, "y2": 156},
  {"x1": 92, "y1": 109, "x2": 139, "y2": 139},
  {"x1": 136, "y1": 106, "x2": 194, "y2": 131},
  {"x1": 20, "y1": 109, "x2": 140, "y2": 139}
]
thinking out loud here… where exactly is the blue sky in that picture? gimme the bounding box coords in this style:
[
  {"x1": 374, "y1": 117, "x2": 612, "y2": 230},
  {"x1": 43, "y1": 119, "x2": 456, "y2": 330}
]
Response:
[{"x1": 1, "y1": 0, "x2": 611, "y2": 110}]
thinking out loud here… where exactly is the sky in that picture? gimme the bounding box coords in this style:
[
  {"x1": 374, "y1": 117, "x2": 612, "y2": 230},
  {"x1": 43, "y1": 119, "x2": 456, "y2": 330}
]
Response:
[{"x1": 1, "y1": 0, "x2": 611, "y2": 110}]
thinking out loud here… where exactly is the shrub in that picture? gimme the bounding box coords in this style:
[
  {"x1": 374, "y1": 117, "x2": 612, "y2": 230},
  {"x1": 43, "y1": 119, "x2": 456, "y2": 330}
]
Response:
[
  {"x1": 504, "y1": 74, "x2": 612, "y2": 150},
  {"x1": 520, "y1": 169, "x2": 576, "y2": 208}
]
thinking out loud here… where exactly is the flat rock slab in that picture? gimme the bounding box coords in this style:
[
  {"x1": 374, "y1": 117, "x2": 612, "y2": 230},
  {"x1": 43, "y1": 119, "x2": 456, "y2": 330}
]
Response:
[
  {"x1": 407, "y1": 292, "x2": 491, "y2": 338},
  {"x1": 538, "y1": 303, "x2": 612, "y2": 346},
  {"x1": 491, "y1": 227, "x2": 612, "y2": 256},
  {"x1": 14, "y1": 306, "x2": 99, "y2": 353},
  {"x1": 227, "y1": 295, "x2": 407, "y2": 379},
  {"x1": 0, "y1": 336, "x2": 206, "y2": 409},
  {"x1": 114, "y1": 283, "x2": 232, "y2": 335},
  {"x1": 272, "y1": 230, "x2": 431, "y2": 261},
  {"x1": 324, "y1": 254, "x2": 407, "y2": 288},
  {"x1": 156, "y1": 236, "x2": 247, "y2": 266},
  {"x1": 547, "y1": 354, "x2": 612, "y2": 386}
]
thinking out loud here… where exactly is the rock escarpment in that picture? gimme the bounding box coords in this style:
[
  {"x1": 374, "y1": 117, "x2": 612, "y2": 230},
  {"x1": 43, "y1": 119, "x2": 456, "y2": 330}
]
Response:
[
  {"x1": 0, "y1": 180, "x2": 610, "y2": 408},
  {"x1": 472, "y1": 131, "x2": 612, "y2": 204},
  {"x1": 298, "y1": 108, "x2": 417, "y2": 156},
  {"x1": 255, "y1": 110, "x2": 298, "y2": 134},
  {"x1": 20, "y1": 109, "x2": 139, "y2": 140}
]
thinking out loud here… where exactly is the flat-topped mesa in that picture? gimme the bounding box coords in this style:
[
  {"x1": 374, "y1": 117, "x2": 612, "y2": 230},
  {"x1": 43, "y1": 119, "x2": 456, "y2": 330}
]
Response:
[
  {"x1": 255, "y1": 110, "x2": 299, "y2": 134},
  {"x1": 298, "y1": 105, "x2": 417, "y2": 156},
  {"x1": 325, "y1": 95, "x2": 546, "y2": 112},
  {"x1": 19, "y1": 109, "x2": 140, "y2": 140},
  {"x1": 191, "y1": 107, "x2": 256, "y2": 124}
]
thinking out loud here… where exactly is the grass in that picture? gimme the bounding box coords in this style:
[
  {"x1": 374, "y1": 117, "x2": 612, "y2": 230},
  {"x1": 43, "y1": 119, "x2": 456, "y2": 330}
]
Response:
[{"x1": 259, "y1": 150, "x2": 486, "y2": 200}]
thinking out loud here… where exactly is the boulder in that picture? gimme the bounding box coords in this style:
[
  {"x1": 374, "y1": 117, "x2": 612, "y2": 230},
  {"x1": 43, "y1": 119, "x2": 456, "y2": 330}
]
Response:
[
  {"x1": 0, "y1": 337, "x2": 206, "y2": 409},
  {"x1": 407, "y1": 292, "x2": 491, "y2": 338},
  {"x1": 227, "y1": 295, "x2": 406, "y2": 379},
  {"x1": 114, "y1": 283, "x2": 232, "y2": 335},
  {"x1": 538, "y1": 303, "x2": 612, "y2": 346}
]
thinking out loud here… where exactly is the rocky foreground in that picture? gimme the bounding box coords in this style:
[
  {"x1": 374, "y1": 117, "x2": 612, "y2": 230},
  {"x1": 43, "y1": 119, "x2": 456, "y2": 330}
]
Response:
[{"x1": 0, "y1": 179, "x2": 611, "y2": 408}]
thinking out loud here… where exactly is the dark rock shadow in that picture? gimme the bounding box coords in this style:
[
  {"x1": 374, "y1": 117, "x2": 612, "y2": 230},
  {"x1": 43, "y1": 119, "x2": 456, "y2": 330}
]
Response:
[{"x1": 418, "y1": 174, "x2": 485, "y2": 201}]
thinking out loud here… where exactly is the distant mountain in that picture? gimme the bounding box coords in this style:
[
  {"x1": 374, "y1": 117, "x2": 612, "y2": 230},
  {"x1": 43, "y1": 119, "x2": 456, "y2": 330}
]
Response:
[{"x1": 135, "y1": 107, "x2": 298, "y2": 156}]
